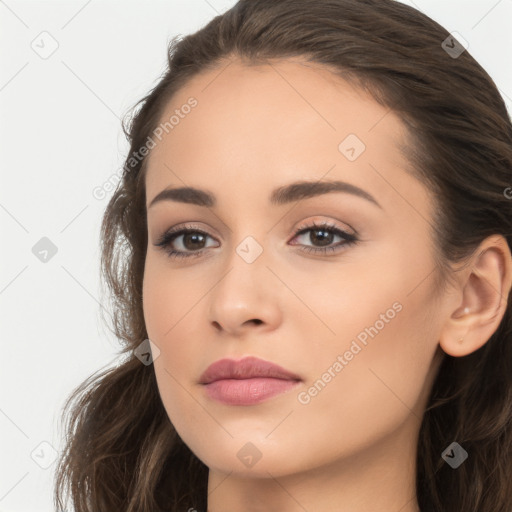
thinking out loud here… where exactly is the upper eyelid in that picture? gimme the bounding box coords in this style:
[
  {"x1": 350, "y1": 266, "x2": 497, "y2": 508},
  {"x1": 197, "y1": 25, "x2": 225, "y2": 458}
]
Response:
[
  {"x1": 158, "y1": 221, "x2": 355, "y2": 244},
  {"x1": 163, "y1": 220, "x2": 350, "y2": 234}
]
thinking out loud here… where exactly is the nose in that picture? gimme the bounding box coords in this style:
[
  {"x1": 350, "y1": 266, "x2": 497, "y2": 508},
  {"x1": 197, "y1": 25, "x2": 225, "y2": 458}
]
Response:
[{"x1": 207, "y1": 247, "x2": 282, "y2": 338}]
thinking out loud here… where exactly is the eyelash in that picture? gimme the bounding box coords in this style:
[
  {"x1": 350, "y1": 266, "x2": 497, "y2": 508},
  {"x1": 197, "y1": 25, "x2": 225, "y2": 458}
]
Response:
[{"x1": 154, "y1": 221, "x2": 358, "y2": 260}]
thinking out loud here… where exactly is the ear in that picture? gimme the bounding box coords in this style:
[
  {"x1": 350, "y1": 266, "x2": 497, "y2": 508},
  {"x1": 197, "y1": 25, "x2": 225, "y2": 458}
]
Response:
[{"x1": 439, "y1": 235, "x2": 512, "y2": 357}]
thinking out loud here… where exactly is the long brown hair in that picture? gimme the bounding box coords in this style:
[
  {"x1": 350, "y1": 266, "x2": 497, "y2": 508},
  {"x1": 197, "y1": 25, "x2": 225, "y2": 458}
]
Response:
[{"x1": 53, "y1": 1, "x2": 512, "y2": 510}]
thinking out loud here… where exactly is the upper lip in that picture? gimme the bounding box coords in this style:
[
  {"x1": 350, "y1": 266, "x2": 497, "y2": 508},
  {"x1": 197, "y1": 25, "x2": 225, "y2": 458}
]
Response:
[{"x1": 199, "y1": 356, "x2": 302, "y2": 384}]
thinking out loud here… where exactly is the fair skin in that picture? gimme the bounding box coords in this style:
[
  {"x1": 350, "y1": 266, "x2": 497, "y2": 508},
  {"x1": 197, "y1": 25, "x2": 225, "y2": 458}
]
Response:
[{"x1": 142, "y1": 58, "x2": 512, "y2": 512}]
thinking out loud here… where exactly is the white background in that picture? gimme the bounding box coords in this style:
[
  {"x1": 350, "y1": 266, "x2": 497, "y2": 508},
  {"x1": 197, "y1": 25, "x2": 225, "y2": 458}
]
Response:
[{"x1": 1, "y1": 1, "x2": 511, "y2": 510}]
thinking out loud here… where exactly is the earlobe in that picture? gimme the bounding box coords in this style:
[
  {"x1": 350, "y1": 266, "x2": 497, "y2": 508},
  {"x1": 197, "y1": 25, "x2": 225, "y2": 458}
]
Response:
[{"x1": 438, "y1": 235, "x2": 512, "y2": 358}]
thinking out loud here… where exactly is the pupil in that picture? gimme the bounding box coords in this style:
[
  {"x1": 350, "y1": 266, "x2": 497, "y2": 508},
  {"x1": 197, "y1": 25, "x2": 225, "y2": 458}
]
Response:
[
  {"x1": 311, "y1": 229, "x2": 332, "y2": 246},
  {"x1": 184, "y1": 233, "x2": 205, "y2": 249}
]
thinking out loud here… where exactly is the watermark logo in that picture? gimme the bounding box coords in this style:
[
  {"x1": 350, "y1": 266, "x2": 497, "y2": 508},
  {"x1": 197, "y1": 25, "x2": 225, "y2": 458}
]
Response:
[
  {"x1": 237, "y1": 442, "x2": 262, "y2": 468},
  {"x1": 338, "y1": 133, "x2": 366, "y2": 161},
  {"x1": 134, "y1": 338, "x2": 161, "y2": 366},
  {"x1": 236, "y1": 236, "x2": 263, "y2": 264},
  {"x1": 32, "y1": 237, "x2": 58, "y2": 263},
  {"x1": 441, "y1": 32, "x2": 469, "y2": 59},
  {"x1": 31, "y1": 31, "x2": 59, "y2": 59},
  {"x1": 441, "y1": 441, "x2": 468, "y2": 469},
  {"x1": 30, "y1": 441, "x2": 58, "y2": 469}
]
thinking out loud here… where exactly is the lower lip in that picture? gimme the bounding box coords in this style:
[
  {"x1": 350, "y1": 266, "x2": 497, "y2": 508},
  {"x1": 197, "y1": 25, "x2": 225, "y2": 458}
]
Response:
[{"x1": 203, "y1": 378, "x2": 301, "y2": 405}]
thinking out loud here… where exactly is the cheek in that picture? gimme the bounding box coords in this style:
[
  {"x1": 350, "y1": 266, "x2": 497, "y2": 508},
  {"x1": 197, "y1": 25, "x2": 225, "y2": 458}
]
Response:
[
  {"x1": 142, "y1": 264, "x2": 200, "y2": 380},
  {"x1": 142, "y1": 260, "x2": 208, "y2": 435},
  {"x1": 292, "y1": 247, "x2": 438, "y2": 439},
  {"x1": 273, "y1": 300, "x2": 436, "y2": 469},
  {"x1": 142, "y1": 256, "x2": 201, "y2": 339}
]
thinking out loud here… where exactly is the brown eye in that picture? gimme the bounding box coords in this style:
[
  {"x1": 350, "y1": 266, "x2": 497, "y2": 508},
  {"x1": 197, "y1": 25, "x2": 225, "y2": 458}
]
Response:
[
  {"x1": 155, "y1": 226, "x2": 219, "y2": 260},
  {"x1": 290, "y1": 221, "x2": 358, "y2": 256}
]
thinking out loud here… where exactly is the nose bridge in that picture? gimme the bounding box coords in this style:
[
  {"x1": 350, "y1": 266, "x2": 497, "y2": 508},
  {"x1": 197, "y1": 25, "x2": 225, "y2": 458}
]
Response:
[
  {"x1": 219, "y1": 230, "x2": 269, "y2": 293},
  {"x1": 219, "y1": 205, "x2": 272, "y2": 271},
  {"x1": 206, "y1": 226, "x2": 282, "y2": 332}
]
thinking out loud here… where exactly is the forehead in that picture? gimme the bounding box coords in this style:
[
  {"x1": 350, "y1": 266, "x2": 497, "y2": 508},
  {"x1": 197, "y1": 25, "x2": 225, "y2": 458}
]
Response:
[{"x1": 144, "y1": 58, "x2": 424, "y2": 213}]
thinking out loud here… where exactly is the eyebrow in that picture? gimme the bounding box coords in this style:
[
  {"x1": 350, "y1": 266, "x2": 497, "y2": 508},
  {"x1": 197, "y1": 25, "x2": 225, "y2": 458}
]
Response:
[{"x1": 147, "y1": 179, "x2": 382, "y2": 210}]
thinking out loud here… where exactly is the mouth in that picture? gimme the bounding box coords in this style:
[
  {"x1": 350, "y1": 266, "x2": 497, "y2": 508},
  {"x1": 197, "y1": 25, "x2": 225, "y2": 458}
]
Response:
[{"x1": 199, "y1": 356, "x2": 302, "y2": 406}]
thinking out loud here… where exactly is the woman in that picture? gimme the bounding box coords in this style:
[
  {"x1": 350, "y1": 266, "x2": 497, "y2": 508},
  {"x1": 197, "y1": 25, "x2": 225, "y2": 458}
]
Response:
[{"x1": 54, "y1": 0, "x2": 512, "y2": 511}]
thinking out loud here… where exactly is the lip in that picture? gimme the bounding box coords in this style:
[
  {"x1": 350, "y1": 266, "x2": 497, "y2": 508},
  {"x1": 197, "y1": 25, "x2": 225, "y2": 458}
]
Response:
[{"x1": 199, "y1": 356, "x2": 302, "y2": 406}]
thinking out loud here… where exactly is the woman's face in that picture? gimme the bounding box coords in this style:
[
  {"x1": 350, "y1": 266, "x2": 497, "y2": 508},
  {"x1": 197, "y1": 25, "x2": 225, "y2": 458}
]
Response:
[{"x1": 142, "y1": 58, "x2": 449, "y2": 478}]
